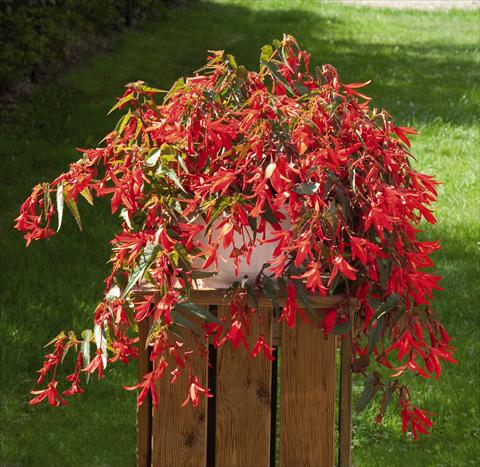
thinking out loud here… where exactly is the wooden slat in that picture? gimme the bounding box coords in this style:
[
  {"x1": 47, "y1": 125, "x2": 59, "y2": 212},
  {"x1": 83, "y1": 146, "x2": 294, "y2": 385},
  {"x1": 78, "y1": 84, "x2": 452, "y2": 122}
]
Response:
[
  {"x1": 338, "y1": 334, "x2": 353, "y2": 467},
  {"x1": 280, "y1": 315, "x2": 336, "y2": 467},
  {"x1": 133, "y1": 284, "x2": 354, "y2": 309},
  {"x1": 137, "y1": 319, "x2": 152, "y2": 467},
  {"x1": 151, "y1": 319, "x2": 208, "y2": 467},
  {"x1": 215, "y1": 304, "x2": 273, "y2": 467},
  {"x1": 191, "y1": 290, "x2": 352, "y2": 309}
]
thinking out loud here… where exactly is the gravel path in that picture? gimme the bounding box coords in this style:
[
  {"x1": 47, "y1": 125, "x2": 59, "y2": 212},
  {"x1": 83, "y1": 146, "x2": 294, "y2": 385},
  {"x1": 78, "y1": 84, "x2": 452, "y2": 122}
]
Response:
[{"x1": 339, "y1": 0, "x2": 479, "y2": 9}]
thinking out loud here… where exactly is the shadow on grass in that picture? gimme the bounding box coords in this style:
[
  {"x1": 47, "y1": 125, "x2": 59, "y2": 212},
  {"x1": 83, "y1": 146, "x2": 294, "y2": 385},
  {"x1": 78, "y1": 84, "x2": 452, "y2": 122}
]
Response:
[
  {"x1": 125, "y1": 2, "x2": 479, "y2": 126},
  {"x1": 2, "y1": 0, "x2": 477, "y2": 141}
]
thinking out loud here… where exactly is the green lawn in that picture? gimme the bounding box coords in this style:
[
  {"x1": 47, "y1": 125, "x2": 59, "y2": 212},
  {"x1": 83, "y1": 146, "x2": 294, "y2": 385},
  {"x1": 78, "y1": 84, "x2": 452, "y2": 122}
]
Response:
[{"x1": 1, "y1": 1, "x2": 478, "y2": 466}]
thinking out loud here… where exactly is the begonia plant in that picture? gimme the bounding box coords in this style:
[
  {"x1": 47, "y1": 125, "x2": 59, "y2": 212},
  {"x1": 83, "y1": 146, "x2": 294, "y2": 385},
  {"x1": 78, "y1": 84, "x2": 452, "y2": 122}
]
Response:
[{"x1": 16, "y1": 35, "x2": 456, "y2": 439}]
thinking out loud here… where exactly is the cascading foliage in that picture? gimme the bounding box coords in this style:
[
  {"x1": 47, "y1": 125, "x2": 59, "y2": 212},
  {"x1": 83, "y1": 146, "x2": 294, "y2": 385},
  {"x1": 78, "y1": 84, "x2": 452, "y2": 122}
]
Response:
[{"x1": 16, "y1": 35, "x2": 456, "y2": 439}]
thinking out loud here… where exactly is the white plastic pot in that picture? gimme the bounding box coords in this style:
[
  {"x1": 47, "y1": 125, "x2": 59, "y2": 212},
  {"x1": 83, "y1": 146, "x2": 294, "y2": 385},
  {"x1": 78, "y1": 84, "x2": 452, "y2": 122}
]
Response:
[{"x1": 193, "y1": 212, "x2": 289, "y2": 289}]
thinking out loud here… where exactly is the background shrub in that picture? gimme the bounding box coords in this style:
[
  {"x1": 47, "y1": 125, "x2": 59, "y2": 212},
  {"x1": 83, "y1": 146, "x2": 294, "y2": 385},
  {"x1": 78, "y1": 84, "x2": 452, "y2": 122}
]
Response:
[{"x1": 0, "y1": 0, "x2": 164, "y2": 92}]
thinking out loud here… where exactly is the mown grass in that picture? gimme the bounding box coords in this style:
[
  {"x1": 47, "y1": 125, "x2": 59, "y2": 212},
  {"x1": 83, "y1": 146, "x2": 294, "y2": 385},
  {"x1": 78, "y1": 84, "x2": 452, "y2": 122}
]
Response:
[{"x1": 0, "y1": 1, "x2": 478, "y2": 466}]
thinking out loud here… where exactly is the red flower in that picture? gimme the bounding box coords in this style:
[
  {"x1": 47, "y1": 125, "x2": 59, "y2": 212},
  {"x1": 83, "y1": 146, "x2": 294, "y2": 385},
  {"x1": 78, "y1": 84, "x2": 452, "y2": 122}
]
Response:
[
  {"x1": 328, "y1": 255, "x2": 357, "y2": 287},
  {"x1": 63, "y1": 352, "x2": 84, "y2": 397},
  {"x1": 124, "y1": 358, "x2": 168, "y2": 408},
  {"x1": 400, "y1": 396, "x2": 433, "y2": 440},
  {"x1": 81, "y1": 349, "x2": 105, "y2": 379},
  {"x1": 292, "y1": 262, "x2": 327, "y2": 295},
  {"x1": 251, "y1": 335, "x2": 274, "y2": 360},
  {"x1": 321, "y1": 309, "x2": 337, "y2": 337},
  {"x1": 280, "y1": 283, "x2": 298, "y2": 329},
  {"x1": 349, "y1": 237, "x2": 368, "y2": 265},
  {"x1": 63, "y1": 373, "x2": 84, "y2": 397},
  {"x1": 226, "y1": 320, "x2": 249, "y2": 350},
  {"x1": 36, "y1": 339, "x2": 65, "y2": 384},
  {"x1": 181, "y1": 376, "x2": 213, "y2": 408},
  {"x1": 30, "y1": 380, "x2": 66, "y2": 407}
]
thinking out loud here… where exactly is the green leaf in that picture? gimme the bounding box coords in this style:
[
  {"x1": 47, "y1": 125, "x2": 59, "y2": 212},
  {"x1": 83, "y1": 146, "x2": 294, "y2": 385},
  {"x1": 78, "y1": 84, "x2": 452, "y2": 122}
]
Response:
[
  {"x1": 60, "y1": 337, "x2": 72, "y2": 363},
  {"x1": 165, "y1": 77, "x2": 185, "y2": 102},
  {"x1": 44, "y1": 331, "x2": 66, "y2": 348},
  {"x1": 81, "y1": 329, "x2": 92, "y2": 380},
  {"x1": 164, "y1": 168, "x2": 186, "y2": 193},
  {"x1": 383, "y1": 382, "x2": 393, "y2": 414},
  {"x1": 368, "y1": 315, "x2": 386, "y2": 355},
  {"x1": 323, "y1": 176, "x2": 333, "y2": 197},
  {"x1": 146, "y1": 150, "x2": 161, "y2": 167},
  {"x1": 66, "y1": 198, "x2": 82, "y2": 231},
  {"x1": 138, "y1": 84, "x2": 165, "y2": 94},
  {"x1": 205, "y1": 197, "x2": 231, "y2": 232},
  {"x1": 166, "y1": 228, "x2": 182, "y2": 241},
  {"x1": 262, "y1": 202, "x2": 278, "y2": 225},
  {"x1": 146, "y1": 318, "x2": 164, "y2": 347},
  {"x1": 117, "y1": 109, "x2": 132, "y2": 135},
  {"x1": 260, "y1": 44, "x2": 273, "y2": 63},
  {"x1": 177, "y1": 154, "x2": 189, "y2": 175},
  {"x1": 174, "y1": 243, "x2": 191, "y2": 270},
  {"x1": 376, "y1": 294, "x2": 400, "y2": 320},
  {"x1": 294, "y1": 182, "x2": 320, "y2": 195},
  {"x1": 122, "y1": 243, "x2": 160, "y2": 298},
  {"x1": 293, "y1": 82, "x2": 311, "y2": 95},
  {"x1": 171, "y1": 310, "x2": 201, "y2": 335},
  {"x1": 191, "y1": 270, "x2": 219, "y2": 280},
  {"x1": 366, "y1": 295, "x2": 400, "y2": 355},
  {"x1": 333, "y1": 185, "x2": 354, "y2": 224},
  {"x1": 94, "y1": 323, "x2": 107, "y2": 368},
  {"x1": 333, "y1": 320, "x2": 351, "y2": 335},
  {"x1": 108, "y1": 93, "x2": 135, "y2": 115},
  {"x1": 227, "y1": 53, "x2": 238, "y2": 69},
  {"x1": 262, "y1": 276, "x2": 280, "y2": 316},
  {"x1": 293, "y1": 279, "x2": 316, "y2": 318},
  {"x1": 350, "y1": 168, "x2": 357, "y2": 194},
  {"x1": 119, "y1": 208, "x2": 133, "y2": 230},
  {"x1": 235, "y1": 66, "x2": 248, "y2": 87},
  {"x1": 242, "y1": 278, "x2": 259, "y2": 312},
  {"x1": 56, "y1": 182, "x2": 64, "y2": 232},
  {"x1": 247, "y1": 215, "x2": 257, "y2": 241},
  {"x1": 175, "y1": 299, "x2": 222, "y2": 324},
  {"x1": 377, "y1": 258, "x2": 389, "y2": 288},
  {"x1": 43, "y1": 185, "x2": 51, "y2": 220},
  {"x1": 276, "y1": 276, "x2": 288, "y2": 297},
  {"x1": 261, "y1": 61, "x2": 294, "y2": 95},
  {"x1": 202, "y1": 89, "x2": 221, "y2": 105},
  {"x1": 356, "y1": 373, "x2": 377, "y2": 413},
  {"x1": 80, "y1": 187, "x2": 94, "y2": 206}
]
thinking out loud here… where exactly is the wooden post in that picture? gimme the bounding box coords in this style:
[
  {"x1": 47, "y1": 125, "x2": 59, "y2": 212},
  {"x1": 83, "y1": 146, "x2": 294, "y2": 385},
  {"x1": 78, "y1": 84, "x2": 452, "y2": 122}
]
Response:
[
  {"x1": 136, "y1": 319, "x2": 152, "y2": 467},
  {"x1": 338, "y1": 333, "x2": 353, "y2": 467},
  {"x1": 215, "y1": 302, "x2": 273, "y2": 467},
  {"x1": 135, "y1": 288, "x2": 353, "y2": 467},
  {"x1": 151, "y1": 316, "x2": 208, "y2": 467},
  {"x1": 280, "y1": 315, "x2": 336, "y2": 467}
]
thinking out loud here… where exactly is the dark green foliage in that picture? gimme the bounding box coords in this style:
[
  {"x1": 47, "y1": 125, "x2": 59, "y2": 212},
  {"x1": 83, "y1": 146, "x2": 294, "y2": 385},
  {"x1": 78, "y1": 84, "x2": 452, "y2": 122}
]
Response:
[{"x1": 0, "y1": 0, "x2": 161, "y2": 92}]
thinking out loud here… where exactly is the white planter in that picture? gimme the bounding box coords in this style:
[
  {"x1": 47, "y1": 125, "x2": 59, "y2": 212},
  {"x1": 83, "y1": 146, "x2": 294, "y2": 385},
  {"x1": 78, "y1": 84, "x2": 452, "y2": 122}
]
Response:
[{"x1": 194, "y1": 213, "x2": 289, "y2": 289}]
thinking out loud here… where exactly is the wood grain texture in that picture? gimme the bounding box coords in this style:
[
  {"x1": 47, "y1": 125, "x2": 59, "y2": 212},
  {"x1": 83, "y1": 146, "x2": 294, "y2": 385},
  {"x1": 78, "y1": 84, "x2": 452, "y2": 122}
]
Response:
[
  {"x1": 215, "y1": 304, "x2": 273, "y2": 467},
  {"x1": 338, "y1": 334, "x2": 353, "y2": 467},
  {"x1": 137, "y1": 319, "x2": 152, "y2": 467},
  {"x1": 280, "y1": 316, "x2": 336, "y2": 467},
  {"x1": 133, "y1": 285, "x2": 354, "y2": 309},
  {"x1": 151, "y1": 318, "x2": 208, "y2": 467}
]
